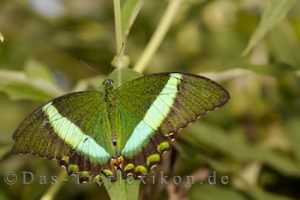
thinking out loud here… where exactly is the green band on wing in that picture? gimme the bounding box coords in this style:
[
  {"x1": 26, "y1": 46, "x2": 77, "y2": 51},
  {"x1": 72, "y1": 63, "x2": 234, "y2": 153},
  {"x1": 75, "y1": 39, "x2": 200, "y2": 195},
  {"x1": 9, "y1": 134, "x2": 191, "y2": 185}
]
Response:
[
  {"x1": 122, "y1": 73, "x2": 182, "y2": 157},
  {"x1": 42, "y1": 103, "x2": 110, "y2": 164}
]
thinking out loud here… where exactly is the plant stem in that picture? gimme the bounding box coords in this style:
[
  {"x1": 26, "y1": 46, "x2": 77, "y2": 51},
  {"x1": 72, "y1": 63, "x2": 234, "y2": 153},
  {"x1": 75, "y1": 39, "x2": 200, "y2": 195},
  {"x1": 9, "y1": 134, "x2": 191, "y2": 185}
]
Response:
[
  {"x1": 133, "y1": 0, "x2": 182, "y2": 73},
  {"x1": 0, "y1": 32, "x2": 4, "y2": 43},
  {"x1": 40, "y1": 170, "x2": 66, "y2": 200},
  {"x1": 113, "y1": 0, "x2": 124, "y2": 57}
]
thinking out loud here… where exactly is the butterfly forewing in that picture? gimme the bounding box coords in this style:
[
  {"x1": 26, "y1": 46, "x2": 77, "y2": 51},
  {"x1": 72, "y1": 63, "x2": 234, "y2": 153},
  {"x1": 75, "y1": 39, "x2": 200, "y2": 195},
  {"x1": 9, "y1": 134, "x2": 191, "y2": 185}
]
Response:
[
  {"x1": 12, "y1": 91, "x2": 114, "y2": 177},
  {"x1": 116, "y1": 75, "x2": 171, "y2": 153},
  {"x1": 116, "y1": 73, "x2": 229, "y2": 177}
]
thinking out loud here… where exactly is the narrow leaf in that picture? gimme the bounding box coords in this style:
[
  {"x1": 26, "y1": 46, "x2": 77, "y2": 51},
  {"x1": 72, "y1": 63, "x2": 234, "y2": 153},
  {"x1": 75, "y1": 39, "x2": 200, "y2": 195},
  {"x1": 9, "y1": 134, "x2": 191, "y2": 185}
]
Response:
[
  {"x1": 188, "y1": 184, "x2": 248, "y2": 200},
  {"x1": 183, "y1": 123, "x2": 300, "y2": 177},
  {"x1": 242, "y1": 0, "x2": 296, "y2": 56},
  {"x1": 72, "y1": 75, "x2": 106, "y2": 92},
  {"x1": 24, "y1": 59, "x2": 55, "y2": 82},
  {"x1": 0, "y1": 66, "x2": 64, "y2": 101},
  {"x1": 0, "y1": 32, "x2": 4, "y2": 43},
  {"x1": 286, "y1": 117, "x2": 300, "y2": 167},
  {"x1": 248, "y1": 186, "x2": 294, "y2": 200},
  {"x1": 108, "y1": 67, "x2": 142, "y2": 87},
  {"x1": 0, "y1": 145, "x2": 11, "y2": 160},
  {"x1": 269, "y1": 21, "x2": 300, "y2": 68},
  {"x1": 102, "y1": 171, "x2": 140, "y2": 200},
  {"x1": 121, "y1": 0, "x2": 146, "y2": 38}
]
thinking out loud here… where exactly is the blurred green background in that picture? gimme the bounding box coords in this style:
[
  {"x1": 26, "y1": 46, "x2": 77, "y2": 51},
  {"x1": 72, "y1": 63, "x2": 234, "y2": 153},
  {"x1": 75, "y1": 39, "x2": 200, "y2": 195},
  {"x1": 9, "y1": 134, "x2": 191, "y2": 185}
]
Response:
[{"x1": 1, "y1": 0, "x2": 300, "y2": 199}]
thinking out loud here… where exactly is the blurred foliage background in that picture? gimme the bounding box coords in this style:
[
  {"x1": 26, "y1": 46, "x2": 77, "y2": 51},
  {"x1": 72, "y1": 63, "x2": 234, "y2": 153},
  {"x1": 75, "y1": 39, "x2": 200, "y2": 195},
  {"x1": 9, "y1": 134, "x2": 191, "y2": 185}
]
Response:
[{"x1": 1, "y1": 0, "x2": 300, "y2": 199}]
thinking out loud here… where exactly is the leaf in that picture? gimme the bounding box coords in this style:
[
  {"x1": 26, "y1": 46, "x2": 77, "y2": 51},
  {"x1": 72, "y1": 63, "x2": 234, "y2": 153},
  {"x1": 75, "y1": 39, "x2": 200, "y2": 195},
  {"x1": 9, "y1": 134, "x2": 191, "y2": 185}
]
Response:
[
  {"x1": 40, "y1": 171, "x2": 67, "y2": 200},
  {"x1": 121, "y1": 0, "x2": 146, "y2": 38},
  {"x1": 0, "y1": 145, "x2": 11, "y2": 160},
  {"x1": 72, "y1": 75, "x2": 106, "y2": 92},
  {"x1": 0, "y1": 191, "x2": 9, "y2": 200},
  {"x1": 24, "y1": 59, "x2": 55, "y2": 82},
  {"x1": 182, "y1": 123, "x2": 300, "y2": 177},
  {"x1": 0, "y1": 32, "x2": 4, "y2": 43},
  {"x1": 285, "y1": 117, "x2": 300, "y2": 167},
  {"x1": 102, "y1": 171, "x2": 140, "y2": 200},
  {"x1": 0, "y1": 60, "x2": 64, "y2": 101},
  {"x1": 247, "y1": 186, "x2": 294, "y2": 200},
  {"x1": 203, "y1": 62, "x2": 297, "y2": 82},
  {"x1": 188, "y1": 184, "x2": 248, "y2": 200},
  {"x1": 108, "y1": 67, "x2": 142, "y2": 87},
  {"x1": 269, "y1": 21, "x2": 300, "y2": 68},
  {"x1": 189, "y1": 177, "x2": 293, "y2": 200},
  {"x1": 242, "y1": 0, "x2": 296, "y2": 56},
  {"x1": 175, "y1": 142, "x2": 234, "y2": 173}
]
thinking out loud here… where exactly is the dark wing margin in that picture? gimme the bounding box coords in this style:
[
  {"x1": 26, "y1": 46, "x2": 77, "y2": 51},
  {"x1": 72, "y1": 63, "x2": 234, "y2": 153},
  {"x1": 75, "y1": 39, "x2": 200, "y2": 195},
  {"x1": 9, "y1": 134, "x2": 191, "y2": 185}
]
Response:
[{"x1": 159, "y1": 73, "x2": 229, "y2": 137}]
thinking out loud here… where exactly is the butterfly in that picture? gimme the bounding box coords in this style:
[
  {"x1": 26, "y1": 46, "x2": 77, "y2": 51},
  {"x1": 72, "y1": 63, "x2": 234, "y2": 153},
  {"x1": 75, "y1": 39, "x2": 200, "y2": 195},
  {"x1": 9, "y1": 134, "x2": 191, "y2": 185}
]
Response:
[{"x1": 12, "y1": 72, "x2": 229, "y2": 182}]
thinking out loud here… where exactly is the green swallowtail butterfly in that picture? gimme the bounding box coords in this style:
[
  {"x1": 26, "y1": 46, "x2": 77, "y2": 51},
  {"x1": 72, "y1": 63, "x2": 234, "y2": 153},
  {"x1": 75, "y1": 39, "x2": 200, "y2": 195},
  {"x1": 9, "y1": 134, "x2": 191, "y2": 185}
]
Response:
[{"x1": 12, "y1": 72, "x2": 229, "y2": 182}]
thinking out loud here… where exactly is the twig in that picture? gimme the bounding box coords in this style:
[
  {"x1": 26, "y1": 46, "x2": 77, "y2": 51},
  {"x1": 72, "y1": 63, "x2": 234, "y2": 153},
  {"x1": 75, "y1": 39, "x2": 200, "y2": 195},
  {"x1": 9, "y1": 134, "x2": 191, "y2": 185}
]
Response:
[
  {"x1": 40, "y1": 170, "x2": 66, "y2": 200},
  {"x1": 113, "y1": 0, "x2": 124, "y2": 57},
  {"x1": 133, "y1": 0, "x2": 182, "y2": 73}
]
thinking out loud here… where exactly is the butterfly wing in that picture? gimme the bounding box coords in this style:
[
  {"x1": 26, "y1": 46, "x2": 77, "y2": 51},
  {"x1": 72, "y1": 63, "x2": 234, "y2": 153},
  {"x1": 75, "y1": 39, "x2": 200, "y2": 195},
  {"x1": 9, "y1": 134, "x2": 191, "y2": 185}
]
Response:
[
  {"x1": 116, "y1": 72, "x2": 229, "y2": 177},
  {"x1": 12, "y1": 91, "x2": 115, "y2": 180}
]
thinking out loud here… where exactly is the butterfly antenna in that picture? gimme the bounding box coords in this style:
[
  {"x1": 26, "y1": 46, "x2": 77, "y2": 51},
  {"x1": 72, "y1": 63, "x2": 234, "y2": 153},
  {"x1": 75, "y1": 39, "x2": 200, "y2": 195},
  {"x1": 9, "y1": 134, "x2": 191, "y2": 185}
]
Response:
[{"x1": 79, "y1": 58, "x2": 101, "y2": 75}]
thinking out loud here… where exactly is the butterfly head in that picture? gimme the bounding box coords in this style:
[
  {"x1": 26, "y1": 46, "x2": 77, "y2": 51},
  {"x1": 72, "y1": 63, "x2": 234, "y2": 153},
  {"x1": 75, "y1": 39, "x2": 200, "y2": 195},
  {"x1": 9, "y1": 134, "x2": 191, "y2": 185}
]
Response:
[
  {"x1": 103, "y1": 79, "x2": 115, "y2": 101},
  {"x1": 102, "y1": 79, "x2": 114, "y2": 89}
]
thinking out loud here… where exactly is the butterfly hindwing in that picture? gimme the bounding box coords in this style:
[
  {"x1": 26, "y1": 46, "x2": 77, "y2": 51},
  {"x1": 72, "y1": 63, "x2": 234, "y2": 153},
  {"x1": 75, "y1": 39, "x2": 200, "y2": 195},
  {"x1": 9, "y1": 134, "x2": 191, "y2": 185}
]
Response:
[
  {"x1": 116, "y1": 73, "x2": 229, "y2": 177},
  {"x1": 12, "y1": 91, "x2": 115, "y2": 179}
]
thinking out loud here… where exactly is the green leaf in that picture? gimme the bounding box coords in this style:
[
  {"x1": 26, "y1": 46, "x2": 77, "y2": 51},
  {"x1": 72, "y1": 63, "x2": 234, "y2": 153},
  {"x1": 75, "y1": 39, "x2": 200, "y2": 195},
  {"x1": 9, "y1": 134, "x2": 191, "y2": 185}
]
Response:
[
  {"x1": 121, "y1": 0, "x2": 146, "y2": 38},
  {"x1": 188, "y1": 176, "x2": 293, "y2": 200},
  {"x1": 0, "y1": 32, "x2": 4, "y2": 43},
  {"x1": 248, "y1": 186, "x2": 294, "y2": 200},
  {"x1": 0, "y1": 190, "x2": 9, "y2": 200},
  {"x1": 102, "y1": 171, "x2": 140, "y2": 200},
  {"x1": 269, "y1": 21, "x2": 300, "y2": 68},
  {"x1": 285, "y1": 117, "x2": 300, "y2": 167},
  {"x1": 242, "y1": 0, "x2": 296, "y2": 56},
  {"x1": 0, "y1": 145, "x2": 11, "y2": 160},
  {"x1": 182, "y1": 123, "x2": 300, "y2": 177},
  {"x1": 207, "y1": 62, "x2": 297, "y2": 82},
  {"x1": 72, "y1": 75, "x2": 106, "y2": 92},
  {"x1": 188, "y1": 184, "x2": 248, "y2": 200},
  {"x1": 40, "y1": 170, "x2": 67, "y2": 200},
  {"x1": 24, "y1": 59, "x2": 55, "y2": 82},
  {"x1": 108, "y1": 67, "x2": 142, "y2": 87},
  {"x1": 0, "y1": 60, "x2": 64, "y2": 101},
  {"x1": 175, "y1": 142, "x2": 234, "y2": 173}
]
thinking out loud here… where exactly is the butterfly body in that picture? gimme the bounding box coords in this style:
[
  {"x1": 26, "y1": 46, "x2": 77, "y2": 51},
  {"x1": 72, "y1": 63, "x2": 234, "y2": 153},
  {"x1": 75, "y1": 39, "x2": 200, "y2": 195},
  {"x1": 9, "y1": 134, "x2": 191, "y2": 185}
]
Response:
[
  {"x1": 102, "y1": 79, "x2": 121, "y2": 158},
  {"x1": 12, "y1": 72, "x2": 229, "y2": 181}
]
